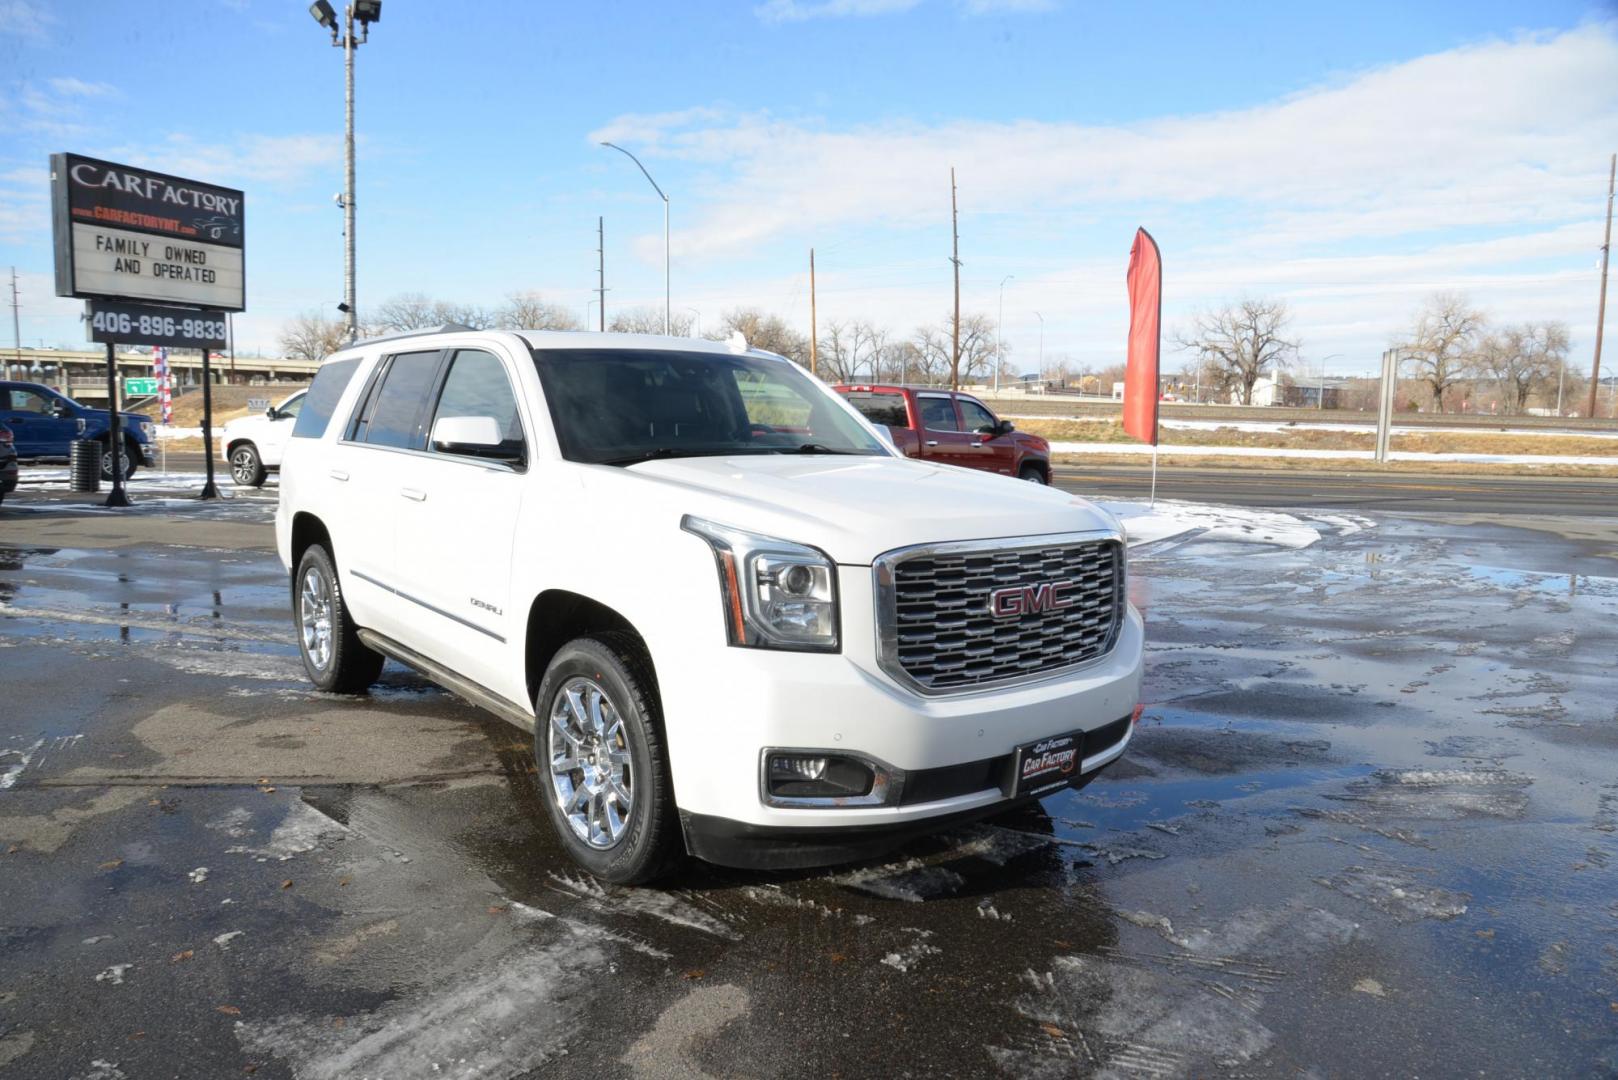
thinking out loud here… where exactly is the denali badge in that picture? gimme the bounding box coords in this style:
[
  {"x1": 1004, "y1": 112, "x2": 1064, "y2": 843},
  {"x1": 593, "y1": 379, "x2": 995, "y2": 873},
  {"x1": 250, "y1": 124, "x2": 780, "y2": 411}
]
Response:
[{"x1": 989, "y1": 580, "x2": 1077, "y2": 619}]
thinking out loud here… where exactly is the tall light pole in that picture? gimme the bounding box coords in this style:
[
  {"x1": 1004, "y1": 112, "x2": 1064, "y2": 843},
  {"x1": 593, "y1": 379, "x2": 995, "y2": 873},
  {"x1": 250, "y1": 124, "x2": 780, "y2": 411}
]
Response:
[
  {"x1": 995, "y1": 274, "x2": 1013, "y2": 395},
  {"x1": 310, "y1": 0, "x2": 381, "y2": 344},
  {"x1": 684, "y1": 307, "x2": 702, "y2": 338},
  {"x1": 1033, "y1": 310, "x2": 1045, "y2": 389},
  {"x1": 601, "y1": 141, "x2": 670, "y2": 335},
  {"x1": 1315, "y1": 353, "x2": 1342, "y2": 410}
]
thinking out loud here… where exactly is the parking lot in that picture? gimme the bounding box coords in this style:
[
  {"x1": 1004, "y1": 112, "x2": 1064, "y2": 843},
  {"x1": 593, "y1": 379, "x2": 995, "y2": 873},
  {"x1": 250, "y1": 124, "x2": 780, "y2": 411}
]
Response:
[{"x1": 2, "y1": 474, "x2": 1617, "y2": 1078}]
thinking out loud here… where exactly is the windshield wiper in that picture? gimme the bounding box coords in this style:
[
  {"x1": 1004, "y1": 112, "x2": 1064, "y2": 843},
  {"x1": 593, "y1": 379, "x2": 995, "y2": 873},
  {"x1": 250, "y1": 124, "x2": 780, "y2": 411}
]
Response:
[{"x1": 776, "y1": 443, "x2": 872, "y2": 455}]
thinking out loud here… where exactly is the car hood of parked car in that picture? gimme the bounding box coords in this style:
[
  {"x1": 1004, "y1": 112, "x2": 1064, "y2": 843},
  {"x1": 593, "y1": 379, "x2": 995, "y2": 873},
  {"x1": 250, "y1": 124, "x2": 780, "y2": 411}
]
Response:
[{"x1": 599, "y1": 452, "x2": 1118, "y2": 565}]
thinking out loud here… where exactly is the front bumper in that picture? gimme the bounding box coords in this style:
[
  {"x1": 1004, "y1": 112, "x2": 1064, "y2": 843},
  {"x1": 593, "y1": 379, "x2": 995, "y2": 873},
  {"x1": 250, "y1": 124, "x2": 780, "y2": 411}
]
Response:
[
  {"x1": 654, "y1": 568, "x2": 1144, "y2": 836},
  {"x1": 681, "y1": 718, "x2": 1130, "y2": 869}
]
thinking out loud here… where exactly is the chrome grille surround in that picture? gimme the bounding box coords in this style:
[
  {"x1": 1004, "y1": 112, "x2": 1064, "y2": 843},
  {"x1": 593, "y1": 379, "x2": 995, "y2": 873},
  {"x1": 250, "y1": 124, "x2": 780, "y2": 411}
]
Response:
[{"x1": 873, "y1": 530, "x2": 1125, "y2": 696}]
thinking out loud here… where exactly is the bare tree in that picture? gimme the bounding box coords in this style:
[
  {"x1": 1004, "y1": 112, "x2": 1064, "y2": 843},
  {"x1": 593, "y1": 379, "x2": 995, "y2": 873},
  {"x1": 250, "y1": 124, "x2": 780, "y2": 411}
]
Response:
[
  {"x1": 1479, "y1": 321, "x2": 1569, "y2": 414},
  {"x1": 910, "y1": 324, "x2": 953, "y2": 385},
  {"x1": 714, "y1": 309, "x2": 808, "y2": 365},
  {"x1": 278, "y1": 311, "x2": 349, "y2": 363},
  {"x1": 1175, "y1": 298, "x2": 1298, "y2": 405},
  {"x1": 498, "y1": 292, "x2": 581, "y2": 331},
  {"x1": 373, "y1": 293, "x2": 496, "y2": 332},
  {"x1": 1401, "y1": 293, "x2": 1485, "y2": 413},
  {"x1": 609, "y1": 305, "x2": 694, "y2": 337}
]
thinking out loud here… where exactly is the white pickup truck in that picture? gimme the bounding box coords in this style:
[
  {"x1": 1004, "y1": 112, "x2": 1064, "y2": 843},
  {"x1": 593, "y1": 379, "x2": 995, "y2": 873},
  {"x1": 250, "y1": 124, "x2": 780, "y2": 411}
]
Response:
[{"x1": 276, "y1": 328, "x2": 1143, "y2": 883}]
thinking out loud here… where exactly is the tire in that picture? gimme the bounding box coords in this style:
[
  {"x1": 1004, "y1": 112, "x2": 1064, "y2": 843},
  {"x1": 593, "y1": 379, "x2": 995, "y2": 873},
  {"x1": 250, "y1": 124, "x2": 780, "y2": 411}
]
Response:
[
  {"x1": 230, "y1": 443, "x2": 267, "y2": 487},
  {"x1": 100, "y1": 439, "x2": 138, "y2": 482},
  {"x1": 293, "y1": 544, "x2": 384, "y2": 694},
  {"x1": 535, "y1": 633, "x2": 680, "y2": 884},
  {"x1": 1018, "y1": 462, "x2": 1047, "y2": 484}
]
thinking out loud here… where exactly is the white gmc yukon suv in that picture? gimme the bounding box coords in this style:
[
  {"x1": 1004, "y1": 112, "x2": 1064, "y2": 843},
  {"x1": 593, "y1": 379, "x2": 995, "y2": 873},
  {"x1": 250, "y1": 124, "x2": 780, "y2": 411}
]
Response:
[{"x1": 276, "y1": 328, "x2": 1143, "y2": 883}]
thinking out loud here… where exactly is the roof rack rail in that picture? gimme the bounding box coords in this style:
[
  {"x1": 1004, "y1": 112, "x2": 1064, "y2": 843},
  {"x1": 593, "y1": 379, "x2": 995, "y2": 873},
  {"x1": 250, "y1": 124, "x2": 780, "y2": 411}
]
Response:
[{"x1": 356, "y1": 322, "x2": 478, "y2": 347}]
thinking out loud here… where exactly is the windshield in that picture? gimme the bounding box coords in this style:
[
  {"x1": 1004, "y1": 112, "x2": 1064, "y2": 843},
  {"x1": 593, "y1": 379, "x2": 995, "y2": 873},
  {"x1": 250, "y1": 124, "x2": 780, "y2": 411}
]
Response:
[{"x1": 532, "y1": 348, "x2": 889, "y2": 466}]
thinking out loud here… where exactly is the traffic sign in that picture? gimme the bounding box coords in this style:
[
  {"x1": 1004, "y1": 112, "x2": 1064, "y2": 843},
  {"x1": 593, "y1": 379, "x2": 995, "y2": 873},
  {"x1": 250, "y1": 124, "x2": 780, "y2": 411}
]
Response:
[{"x1": 124, "y1": 377, "x2": 159, "y2": 396}]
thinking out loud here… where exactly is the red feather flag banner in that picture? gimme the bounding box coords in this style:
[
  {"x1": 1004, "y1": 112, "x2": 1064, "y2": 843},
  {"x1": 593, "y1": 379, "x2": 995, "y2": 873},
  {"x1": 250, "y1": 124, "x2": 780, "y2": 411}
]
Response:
[{"x1": 1123, "y1": 227, "x2": 1163, "y2": 503}]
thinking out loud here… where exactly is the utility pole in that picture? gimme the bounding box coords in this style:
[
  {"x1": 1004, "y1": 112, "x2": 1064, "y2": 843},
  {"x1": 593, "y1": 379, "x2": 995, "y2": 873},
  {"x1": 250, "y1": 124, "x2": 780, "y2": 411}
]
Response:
[
  {"x1": 596, "y1": 216, "x2": 606, "y2": 331},
  {"x1": 8, "y1": 267, "x2": 20, "y2": 383},
  {"x1": 950, "y1": 167, "x2": 961, "y2": 390},
  {"x1": 995, "y1": 274, "x2": 1013, "y2": 395},
  {"x1": 809, "y1": 248, "x2": 818, "y2": 377},
  {"x1": 1589, "y1": 152, "x2": 1615, "y2": 419}
]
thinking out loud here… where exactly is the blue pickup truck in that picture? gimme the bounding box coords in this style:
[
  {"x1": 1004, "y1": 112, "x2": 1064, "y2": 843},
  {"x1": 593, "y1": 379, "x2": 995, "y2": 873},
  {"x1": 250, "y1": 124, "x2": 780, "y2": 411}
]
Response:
[{"x1": 0, "y1": 381, "x2": 157, "y2": 480}]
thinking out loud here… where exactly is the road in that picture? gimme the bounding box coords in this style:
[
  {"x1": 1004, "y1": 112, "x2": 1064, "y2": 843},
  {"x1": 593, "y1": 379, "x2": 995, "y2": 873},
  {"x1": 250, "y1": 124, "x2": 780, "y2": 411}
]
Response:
[
  {"x1": 2, "y1": 489, "x2": 1616, "y2": 1078},
  {"x1": 1054, "y1": 463, "x2": 1618, "y2": 517}
]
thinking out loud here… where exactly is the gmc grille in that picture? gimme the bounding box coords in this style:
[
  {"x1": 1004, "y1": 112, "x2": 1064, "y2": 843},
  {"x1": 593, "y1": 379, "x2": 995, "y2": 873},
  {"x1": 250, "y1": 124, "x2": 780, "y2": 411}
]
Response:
[{"x1": 876, "y1": 536, "x2": 1123, "y2": 693}]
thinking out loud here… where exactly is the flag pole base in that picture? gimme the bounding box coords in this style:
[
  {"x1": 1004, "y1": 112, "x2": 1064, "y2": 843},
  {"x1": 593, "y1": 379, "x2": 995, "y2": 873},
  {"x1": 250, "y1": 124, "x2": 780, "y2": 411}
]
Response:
[{"x1": 1149, "y1": 444, "x2": 1158, "y2": 508}]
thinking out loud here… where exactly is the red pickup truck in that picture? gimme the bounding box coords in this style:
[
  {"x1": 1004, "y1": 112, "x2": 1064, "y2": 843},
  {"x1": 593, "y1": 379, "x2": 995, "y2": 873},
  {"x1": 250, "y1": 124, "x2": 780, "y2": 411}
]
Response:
[{"x1": 834, "y1": 384, "x2": 1051, "y2": 483}]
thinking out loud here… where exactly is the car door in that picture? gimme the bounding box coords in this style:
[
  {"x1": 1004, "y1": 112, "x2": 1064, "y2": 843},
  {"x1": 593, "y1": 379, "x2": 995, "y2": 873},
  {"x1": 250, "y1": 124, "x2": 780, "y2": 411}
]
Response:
[
  {"x1": 328, "y1": 348, "x2": 447, "y2": 643},
  {"x1": 914, "y1": 392, "x2": 975, "y2": 468},
  {"x1": 258, "y1": 391, "x2": 306, "y2": 467},
  {"x1": 956, "y1": 395, "x2": 1016, "y2": 476},
  {"x1": 1, "y1": 386, "x2": 78, "y2": 458},
  {"x1": 392, "y1": 347, "x2": 527, "y2": 691}
]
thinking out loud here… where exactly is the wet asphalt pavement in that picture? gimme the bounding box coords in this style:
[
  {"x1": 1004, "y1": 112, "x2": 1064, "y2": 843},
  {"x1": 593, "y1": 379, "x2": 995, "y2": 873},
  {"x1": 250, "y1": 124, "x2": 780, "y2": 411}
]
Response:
[{"x1": 2, "y1": 477, "x2": 1617, "y2": 1079}]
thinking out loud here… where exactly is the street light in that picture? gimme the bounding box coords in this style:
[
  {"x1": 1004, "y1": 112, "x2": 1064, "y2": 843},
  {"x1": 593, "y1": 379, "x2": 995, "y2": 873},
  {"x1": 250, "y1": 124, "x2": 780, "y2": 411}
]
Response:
[
  {"x1": 1033, "y1": 310, "x2": 1045, "y2": 389},
  {"x1": 600, "y1": 141, "x2": 670, "y2": 335},
  {"x1": 310, "y1": 0, "x2": 381, "y2": 344},
  {"x1": 994, "y1": 274, "x2": 1013, "y2": 395},
  {"x1": 1315, "y1": 353, "x2": 1342, "y2": 409},
  {"x1": 683, "y1": 307, "x2": 702, "y2": 338}
]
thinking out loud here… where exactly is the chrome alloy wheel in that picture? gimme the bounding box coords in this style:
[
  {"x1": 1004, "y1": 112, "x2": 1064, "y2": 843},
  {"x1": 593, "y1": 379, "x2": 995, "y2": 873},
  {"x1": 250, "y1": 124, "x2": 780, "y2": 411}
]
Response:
[
  {"x1": 231, "y1": 447, "x2": 258, "y2": 484},
  {"x1": 548, "y1": 676, "x2": 634, "y2": 849},
  {"x1": 299, "y1": 564, "x2": 334, "y2": 671}
]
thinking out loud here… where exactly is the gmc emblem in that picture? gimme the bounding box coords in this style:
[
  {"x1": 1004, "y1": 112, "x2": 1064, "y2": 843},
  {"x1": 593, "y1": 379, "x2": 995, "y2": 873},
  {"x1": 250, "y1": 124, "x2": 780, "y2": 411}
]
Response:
[{"x1": 989, "y1": 581, "x2": 1077, "y2": 619}]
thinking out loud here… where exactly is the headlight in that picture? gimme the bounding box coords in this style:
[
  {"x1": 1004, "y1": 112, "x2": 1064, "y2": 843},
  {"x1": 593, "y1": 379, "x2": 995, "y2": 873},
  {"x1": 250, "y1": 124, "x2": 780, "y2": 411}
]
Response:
[
  {"x1": 682, "y1": 515, "x2": 839, "y2": 652},
  {"x1": 140, "y1": 422, "x2": 155, "y2": 438}
]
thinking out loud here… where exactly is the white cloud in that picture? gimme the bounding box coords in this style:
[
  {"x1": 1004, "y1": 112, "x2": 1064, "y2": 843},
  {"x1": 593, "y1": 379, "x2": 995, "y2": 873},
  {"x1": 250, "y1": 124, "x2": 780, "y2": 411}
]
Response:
[
  {"x1": 0, "y1": 0, "x2": 52, "y2": 40},
  {"x1": 755, "y1": 0, "x2": 922, "y2": 23},
  {"x1": 589, "y1": 24, "x2": 1617, "y2": 368},
  {"x1": 105, "y1": 133, "x2": 344, "y2": 188},
  {"x1": 46, "y1": 77, "x2": 116, "y2": 98}
]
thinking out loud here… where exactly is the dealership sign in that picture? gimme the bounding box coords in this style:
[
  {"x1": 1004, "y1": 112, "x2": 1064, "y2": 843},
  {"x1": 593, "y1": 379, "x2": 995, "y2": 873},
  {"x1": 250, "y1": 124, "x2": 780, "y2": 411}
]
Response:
[{"x1": 52, "y1": 153, "x2": 245, "y2": 312}]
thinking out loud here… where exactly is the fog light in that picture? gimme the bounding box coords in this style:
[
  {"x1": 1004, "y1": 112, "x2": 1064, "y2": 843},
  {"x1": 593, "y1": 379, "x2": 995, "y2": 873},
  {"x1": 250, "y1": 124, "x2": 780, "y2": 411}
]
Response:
[
  {"x1": 764, "y1": 752, "x2": 877, "y2": 802},
  {"x1": 769, "y1": 754, "x2": 827, "y2": 781}
]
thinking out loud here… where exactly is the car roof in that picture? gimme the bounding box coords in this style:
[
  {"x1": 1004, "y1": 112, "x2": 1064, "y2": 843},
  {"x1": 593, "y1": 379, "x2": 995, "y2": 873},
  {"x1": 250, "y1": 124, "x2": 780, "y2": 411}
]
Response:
[{"x1": 328, "y1": 326, "x2": 787, "y2": 364}]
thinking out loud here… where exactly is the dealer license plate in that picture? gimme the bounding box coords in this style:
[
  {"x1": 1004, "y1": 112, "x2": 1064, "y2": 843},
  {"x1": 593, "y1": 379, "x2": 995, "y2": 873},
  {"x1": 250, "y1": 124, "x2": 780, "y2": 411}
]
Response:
[{"x1": 1009, "y1": 731, "x2": 1083, "y2": 799}]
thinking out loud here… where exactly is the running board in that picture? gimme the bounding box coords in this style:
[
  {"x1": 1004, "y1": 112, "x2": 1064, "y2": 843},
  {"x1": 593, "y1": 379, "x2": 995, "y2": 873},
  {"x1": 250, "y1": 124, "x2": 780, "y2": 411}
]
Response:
[{"x1": 357, "y1": 628, "x2": 536, "y2": 733}]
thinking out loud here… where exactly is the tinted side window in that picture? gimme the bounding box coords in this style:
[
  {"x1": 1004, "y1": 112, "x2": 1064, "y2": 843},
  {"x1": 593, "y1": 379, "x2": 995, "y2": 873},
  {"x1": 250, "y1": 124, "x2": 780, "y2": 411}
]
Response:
[
  {"x1": 958, "y1": 398, "x2": 997, "y2": 433},
  {"x1": 291, "y1": 358, "x2": 360, "y2": 440},
  {"x1": 279, "y1": 394, "x2": 305, "y2": 418},
  {"x1": 364, "y1": 351, "x2": 444, "y2": 450},
  {"x1": 431, "y1": 350, "x2": 524, "y2": 452},
  {"x1": 841, "y1": 390, "x2": 908, "y2": 428},
  {"x1": 917, "y1": 395, "x2": 959, "y2": 431},
  {"x1": 8, "y1": 389, "x2": 50, "y2": 413}
]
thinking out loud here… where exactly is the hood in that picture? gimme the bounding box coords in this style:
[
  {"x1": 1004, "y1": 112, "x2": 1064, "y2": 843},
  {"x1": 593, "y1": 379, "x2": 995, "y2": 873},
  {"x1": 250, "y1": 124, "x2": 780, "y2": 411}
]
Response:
[{"x1": 599, "y1": 453, "x2": 1118, "y2": 565}]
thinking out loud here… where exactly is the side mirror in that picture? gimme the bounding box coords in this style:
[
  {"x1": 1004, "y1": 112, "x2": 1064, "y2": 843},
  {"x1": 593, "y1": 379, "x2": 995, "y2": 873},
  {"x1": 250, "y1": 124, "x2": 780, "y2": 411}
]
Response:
[
  {"x1": 431, "y1": 415, "x2": 521, "y2": 462},
  {"x1": 265, "y1": 406, "x2": 279, "y2": 419},
  {"x1": 995, "y1": 419, "x2": 1015, "y2": 436},
  {"x1": 51, "y1": 401, "x2": 72, "y2": 419}
]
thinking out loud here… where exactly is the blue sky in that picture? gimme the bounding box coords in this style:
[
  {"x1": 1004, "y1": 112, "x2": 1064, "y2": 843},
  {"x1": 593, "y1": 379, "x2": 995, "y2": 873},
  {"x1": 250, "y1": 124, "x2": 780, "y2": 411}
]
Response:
[{"x1": 1, "y1": 0, "x2": 1614, "y2": 377}]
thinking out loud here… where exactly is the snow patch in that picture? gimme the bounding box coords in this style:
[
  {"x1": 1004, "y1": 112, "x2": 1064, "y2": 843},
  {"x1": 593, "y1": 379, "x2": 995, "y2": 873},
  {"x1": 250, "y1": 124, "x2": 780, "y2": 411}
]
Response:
[
  {"x1": 1101, "y1": 499, "x2": 1373, "y2": 550},
  {"x1": 93, "y1": 964, "x2": 131, "y2": 985},
  {"x1": 227, "y1": 800, "x2": 349, "y2": 861},
  {"x1": 880, "y1": 929, "x2": 941, "y2": 973}
]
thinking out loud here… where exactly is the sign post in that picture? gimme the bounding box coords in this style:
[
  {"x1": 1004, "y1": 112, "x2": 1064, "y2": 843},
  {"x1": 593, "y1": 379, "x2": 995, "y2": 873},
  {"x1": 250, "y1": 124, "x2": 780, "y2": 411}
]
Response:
[{"x1": 51, "y1": 153, "x2": 244, "y2": 504}]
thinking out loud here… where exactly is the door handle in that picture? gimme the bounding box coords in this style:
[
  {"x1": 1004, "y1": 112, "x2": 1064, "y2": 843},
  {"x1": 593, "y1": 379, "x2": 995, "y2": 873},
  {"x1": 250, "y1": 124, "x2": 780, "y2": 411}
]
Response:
[
  {"x1": 970, "y1": 442, "x2": 983, "y2": 448},
  {"x1": 329, "y1": 469, "x2": 349, "y2": 482},
  {"x1": 925, "y1": 440, "x2": 939, "y2": 447},
  {"x1": 399, "y1": 487, "x2": 427, "y2": 502}
]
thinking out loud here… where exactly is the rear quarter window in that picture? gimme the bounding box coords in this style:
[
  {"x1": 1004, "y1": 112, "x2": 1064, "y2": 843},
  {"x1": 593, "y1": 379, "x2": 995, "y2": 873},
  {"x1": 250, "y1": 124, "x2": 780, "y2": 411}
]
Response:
[
  {"x1": 840, "y1": 390, "x2": 909, "y2": 428},
  {"x1": 291, "y1": 358, "x2": 361, "y2": 440}
]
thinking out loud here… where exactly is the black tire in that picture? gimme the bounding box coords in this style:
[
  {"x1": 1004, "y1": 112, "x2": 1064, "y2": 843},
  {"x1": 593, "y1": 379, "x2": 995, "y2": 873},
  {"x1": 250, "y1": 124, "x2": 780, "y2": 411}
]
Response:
[
  {"x1": 293, "y1": 544, "x2": 383, "y2": 694},
  {"x1": 534, "y1": 633, "x2": 680, "y2": 884},
  {"x1": 1018, "y1": 462, "x2": 1048, "y2": 484},
  {"x1": 229, "y1": 443, "x2": 267, "y2": 487},
  {"x1": 100, "y1": 438, "x2": 138, "y2": 482}
]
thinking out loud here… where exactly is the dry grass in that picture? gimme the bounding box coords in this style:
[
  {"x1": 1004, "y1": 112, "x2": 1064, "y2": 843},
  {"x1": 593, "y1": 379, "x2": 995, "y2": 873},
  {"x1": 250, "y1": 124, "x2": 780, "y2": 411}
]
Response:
[
  {"x1": 1050, "y1": 452, "x2": 1618, "y2": 478},
  {"x1": 1016, "y1": 418, "x2": 1618, "y2": 458}
]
